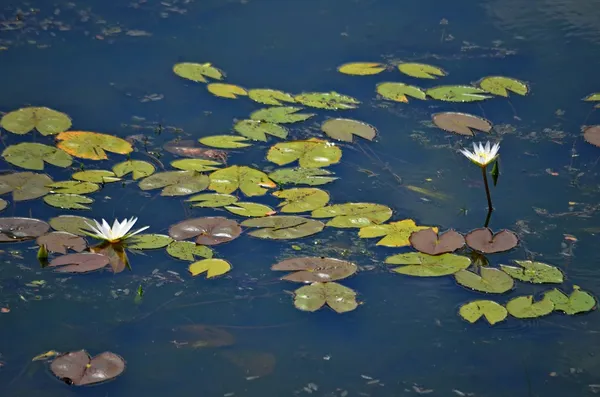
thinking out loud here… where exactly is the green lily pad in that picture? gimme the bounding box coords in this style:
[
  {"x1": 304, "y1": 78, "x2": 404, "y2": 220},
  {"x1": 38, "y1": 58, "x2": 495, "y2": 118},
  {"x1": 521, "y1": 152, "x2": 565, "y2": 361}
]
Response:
[
  {"x1": 426, "y1": 86, "x2": 491, "y2": 102},
  {"x1": 272, "y1": 257, "x2": 357, "y2": 283},
  {"x1": 2, "y1": 143, "x2": 72, "y2": 170},
  {"x1": 248, "y1": 89, "x2": 296, "y2": 106},
  {"x1": 583, "y1": 93, "x2": 600, "y2": 102},
  {"x1": 225, "y1": 202, "x2": 275, "y2": 217},
  {"x1": 0, "y1": 172, "x2": 53, "y2": 201},
  {"x1": 167, "y1": 241, "x2": 213, "y2": 261},
  {"x1": 199, "y1": 135, "x2": 252, "y2": 148},
  {"x1": 359, "y1": 219, "x2": 437, "y2": 247},
  {"x1": 126, "y1": 234, "x2": 173, "y2": 250},
  {"x1": 454, "y1": 268, "x2": 514, "y2": 294},
  {"x1": 209, "y1": 165, "x2": 276, "y2": 197},
  {"x1": 477, "y1": 76, "x2": 529, "y2": 97},
  {"x1": 250, "y1": 106, "x2": 315, "y2": 124},
  {"x1": 207, "y1": 83, "x2": 247, "y2": 99},
  {"x1": 0, "y1": 198, "x2": 7, "y2": 212},
  {"x1": 171, "y1": 159, "x2": 222, "y2": 172},
  {"x1": 500, "y1": 260, "x2": 564, "y2": 284},
  {"x1": 506, "y1": 295, "x2": 554, "y2": 319},
  {"x1": 49, "y1": 215, "x2": 93, "y2": 236},
  {"x1": 139, "y1": 170, "x2": 209, "y2": 196},
  {"x1": 47, "y1": 181, "x2": 100, "y2": 195},
  {"x1": 376, "y1": 82, "x2": 427, "y2": 103},
  {"x1": 313, "y1": 203, "x2": 392, "y2": 228},
  {"x1": 0, "y1": 106, "x2": 72, "y2": 135},
  {"x1": 269, "y1": 167, "x2": 338, "y2": 186},
  {"x1": 544, "y1": 286, "x2": 596, "y2": 315},
  {"x1": 294, "y1": 92, "x2": 360, "y2": 110},
  {"x1": 112, "y1": 160, "x2": 156, "y2": 180},
  {"x1": 267, "y1": 139, "x2": 342, "y2": 168},
  {"x1": 186, "y1": 193, "x2": 239, "y2": 208},
  {"x1": 320, "y1": 118, "x2": 377, "y2": 143},
  {"x1": 337, "y1": 62, "x2": 386, "y2": 75},
  {"x1": 398, "y1": 63, "x2": 447, "y2": 79},
  {"x1": 173, "y1": 62, "x2": 224, "y2": 83},
  {"x1": 241, "y1": 215, "x2": 325, "y2": 239},
  {"x1": 72, "y1": 170, "x2": 121, "y2": 183},
  {"x1": 272, "y1": 188, "x2": 330, "y2": 213},
  {"x1": 43, "y1": 194, "x2": 93, "y2": 210},
  {"x1": 385, "y1": 252, "x2": 471, "y2": 277},
  {"x1": 293, "y1": 282, "x2": 358, "y2": 313},
  {"x1": 233, "y1": 120, "x2": 288, "y2": 142},
  {"x1": 458, "y1": 300, "x2": 507, "y2": 325}
]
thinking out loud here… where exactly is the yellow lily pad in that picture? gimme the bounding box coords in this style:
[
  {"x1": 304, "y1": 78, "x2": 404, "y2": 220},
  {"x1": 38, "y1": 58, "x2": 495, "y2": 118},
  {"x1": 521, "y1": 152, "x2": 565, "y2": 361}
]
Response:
[
  {"x1": 207, "y1": 83, "x2": 248, "y2": 99},
  {"x1": 209, "y1": 165, "x2": 276, "y2": 197},
  {"x1": 72, "y1": 170, "x2": 121, "y2": 183},
  {"x1": 312, "y1": 203, "x2": 392, "y2": 228},
  {"x1": 189, "y1": 258, "x2": 231, "y2": 278},
  {"x1": 233, "y1": 120, "x2": 288, "y2": 142},
  {"x1": 359, "y1": 219, "x2": 435, "y2": 246},
  {"x1": 398, "y1": 62, "x2": 447, "y2": 79},
  {"x1": 477, "y1": 76, "x2": 529, "y2": 97},
  {"x1": 272, "y1": 188, "x2": 330, "y2": 213},
  {"x1": 376, "y1": 82, "x2": 426, "y2": 103},
  {"x1": 225, "y1": 202, "x2": 275, "y2": 217},
  {"x1": 186, "y1": 193, "x2": 239, "y2": 208},
  {"x1": 173, "y1": 62, "x2": 224, "y2": 83},
  {"x1": 113, "y1": 160, "x2": 156, "y2": 180},
  {"x1": 337, "y1": 62, "x2": 386, "y2": 75},
  {"x1": 171, "y1": 159, "x2": 222, "y2": 172},
  {"x1": 56, "y1": 131, "x2": 133, "y2": 160},
  {"x1": 248, "y1": 89, "x2": 296, "y2": 105},
  {"x1": 199, "y1": 135, "x2": 252, "y2": 148},
  {"x1": 459, "y1": 300, "x2": 507, "y2": 325},
  {"x1": 267, "y1": 138, "x2": 342, "y2": 168}
]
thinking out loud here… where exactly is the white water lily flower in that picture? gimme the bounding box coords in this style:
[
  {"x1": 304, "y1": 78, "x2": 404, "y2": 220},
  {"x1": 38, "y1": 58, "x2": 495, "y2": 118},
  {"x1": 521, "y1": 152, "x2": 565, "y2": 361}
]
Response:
[
  {"x1": 83, "y1": 217, "x2": 149, "y2": 243},
  {"x1": 459, "y1": 141, "x2": 500, "y2": 167}
]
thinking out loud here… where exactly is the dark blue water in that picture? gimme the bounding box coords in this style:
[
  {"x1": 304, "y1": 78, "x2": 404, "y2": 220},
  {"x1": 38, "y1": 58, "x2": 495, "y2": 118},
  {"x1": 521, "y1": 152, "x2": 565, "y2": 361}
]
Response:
[{"x1": 2, "y1": 0, "x2": 600, "y2": 396}]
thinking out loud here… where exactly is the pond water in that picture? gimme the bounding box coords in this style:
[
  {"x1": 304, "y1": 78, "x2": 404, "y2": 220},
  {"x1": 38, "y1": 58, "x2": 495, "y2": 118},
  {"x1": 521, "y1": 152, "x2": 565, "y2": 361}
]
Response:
[{"x1": 1, "y1": 0, "x2": 600, "y2": 396}]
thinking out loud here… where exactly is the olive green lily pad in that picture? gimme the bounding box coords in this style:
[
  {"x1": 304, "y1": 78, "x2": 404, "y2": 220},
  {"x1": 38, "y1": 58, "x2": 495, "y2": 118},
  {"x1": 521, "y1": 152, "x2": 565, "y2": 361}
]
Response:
[
  {"x1": 376, "y1": 82, "x2": 426, "y2": 103},
  {"x1": 500, "y1": 260, "x2": 564, "y2": 284},
  {"x1": 113, "y1": 160, "x2": 156, "y2": 180},
  {"x1": 186, "y1": 193, "x2": 239, "y2": 208},
  {"x1": 72, "y1": 170, "x2": 121, "y2": 183},
  {"x1": 126, "y1": 234, "x2": 173, "y2": 250},
  {"x1": 0, "y1": 217, "x2": 50, "y2": 242},
  {"x1": 272, "y1": 188, "x2": 329, "y2": 213},
  {"x1": 167, "y1": 241, "x2": 213, "y2": 261},
  {"x1": 0, "y1": 106, "x2": 72, "y2": 135},
  {"x1": 169, "y1": 217, "x2": 242, "y2": 245},
  {"x1": 269, "y1": 167, "x2": 338, "y2": 186},
  {"x1": 209, "y1": 165, "x2": 276, "y2": 197},
  {"x1": 2, "y1": 143, "x2": 72, "y2": 170},
  {"x1": 248, "y1": 89, "x2": 296, "y2": 106},
  {"x1": 0, "y1": 172, "x2": 53, "y2": 201},
  {"x1": 207, "y1": 83, "x2": 248, "y2": 99},
  {"x1": 358, "y1": 219, "x2": 435, "y2": 246},
  {"x1": 250, "y1": 106, "x2": 315, "y2": 124},
  {"x1": 506, "y1": 295, "x2": 554, "y2": 319},
  {"x1": 36, "y1": 231, "x2": 87, "y2": 254},
  {"x1": 43, "y1": 194, "x2": 93, "y2": 210},
  {"x1": 454, "y1": 268, "x2": 514, "y2": 294},
  {"x1": 267, "y1": 139, "x2": 342, "y2": 168},
  {"x1": 233, "y1": 120, "x2": 288, "y2": 142},
  {"x1": 293, "y1": 282, "x2": 358, "y2": 313},
  {"x1": 225, "y1": 202, "x2": 275, "y2": 217},
  {"x1": 47, "y1": 181, "x2": 100, "y2": 195},
  {"x1": 171, "y1": 159, "x2": 222, "y2": 172},
  {"x1": 385, "y1": 252, "x2": 471, "y2": 277},
  {"x1": 49, "y1": 215, "x2": 93, "y2": 236},
  {"x1": 272, "y1": 257, "x2": 357, "y2": 283},
  {"x1": 189, "y1": 258, "x2": 231, "y2": 278},
  {"x1": 173, "y1": 62, "x2": 224, "y2": 83},
  {"x1": 337, "y1": 62, "x2": 386, "y2": 75},
  {"x1": 458, "y1": 300, "x2": 507, "y2": 325},
  {"x1": 477, "y1": 76, "x2": 529, "y2": 97},
  {"x1": 320, "y1": 118, "x2": 377, "y2": 143},
  {"x1": 432, "y1": 112, "x2": 492, "y2": 136},
  {"x1": 313, "y1": 203, "x2": 392, "y2": 228},
  {"x1": 0, "y1": 198, "x2": 7, "y2": 212},
  {"x1": 426, "y1": 86, "x2": 491, "y2": 102},
  {"x1": 139, "y1": 170, "x2": 209, "y2": 196},
  {"x1": 398, "y1": 63, "x2": 446, "y2": 79},
  {"x1": 294, "y1": 92, "x2": 360, "y2": 110},
  {"x1": 241, "y1": 216, "x2": 325, "y2": 239},
  {"x1": 544, "y1": 286, "x2": 596, "y2": 315},
  {"x1": 199, "y1": 135, "x2": 252, "y2": 148},
  {"x1": 583, "y1": 93, "x2": 600, "y2": 102}
]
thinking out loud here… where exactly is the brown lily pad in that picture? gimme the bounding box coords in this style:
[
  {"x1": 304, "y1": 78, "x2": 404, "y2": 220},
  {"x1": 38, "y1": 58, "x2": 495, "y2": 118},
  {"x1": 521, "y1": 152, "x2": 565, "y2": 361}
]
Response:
[
  {"x1": 176, "y1": 325, "x2": 236, "y2": 348},
  {"x1": 168, "y1": 217, "x2": 242, "y2": 245},
  {"x1": 432, "y1": 112, "x2": 492, "y2": 136},
  {"x1": 409, "y1": 228, "x2": 465, "y2": 255},
  {"x1": 0, "y1": 172, "x2": 53, "y2": 201},
  {"x1": 583, "y1": 125, "x2": 600, "y2": 147},
  {"x1": 36, "y1": 231, "x2": 87, "y2": 254},
  {"x1": 271, "y1": 256, "x2": 357, "y2": 283},
  {"x1": 48, "y1": 253, "x2": 110, "y2": 273},
  {"x1": 465, "y1": 228, "x2": 518, "y2": 254},
  {"x1": 50, "y1": 350, "x2": 126, "y2": 385},
  {"x1": 0, "y1": 217, "x2": 50, "y2": 242},
  {"x1": 164, "y1": 139, "x2": 227, "y2": 162}
]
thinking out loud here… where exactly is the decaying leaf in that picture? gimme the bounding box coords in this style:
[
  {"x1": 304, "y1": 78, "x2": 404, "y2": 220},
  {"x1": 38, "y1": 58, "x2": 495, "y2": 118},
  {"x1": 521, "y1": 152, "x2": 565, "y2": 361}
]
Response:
[
  {"x1": 169, "y1": 217, "x2": 242, "y2": 245},
  {"x1": 432, "y1": 112, "x2": 492, "y2": 136},
  {"x1": 272, "y1": 256, "x2": 357, "y2": 283}
]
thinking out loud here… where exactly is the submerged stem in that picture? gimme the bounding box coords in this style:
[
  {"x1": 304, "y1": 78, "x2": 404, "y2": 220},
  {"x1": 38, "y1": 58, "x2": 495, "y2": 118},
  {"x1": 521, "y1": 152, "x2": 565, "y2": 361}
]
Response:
[{"x1": 481, "y1": 165, "x2": 493, "y2": 212}]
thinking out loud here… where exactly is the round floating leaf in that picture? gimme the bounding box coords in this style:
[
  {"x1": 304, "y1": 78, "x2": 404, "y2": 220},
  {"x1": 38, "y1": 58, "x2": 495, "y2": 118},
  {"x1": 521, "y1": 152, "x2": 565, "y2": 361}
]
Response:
[
  {"x1": 169, "y1": 217, "x2": 242, "y2": 245},
  {"x1": 0, "y1": 198, "x2": 7, "y2": 212},
  {"x1": 458, "y1": 300, "x2": 507, "y2": 325},
  {"x1": 273, "y1": 188, "x2": 329, "y2": 213},
  {"x1": 506, "y1": 295, "x2": 554, "y2": 319},
  {"x1": 56, "y1": 131, "x2": 133, "y2": 160},
  {"x1": 49, "y1": 215, "x2": 93, "y2": 236},
  {"x1": 233, "y1": 120, "x2": 288, "y2": 142},
  {"x1": 583, "y1": 93, "x2": 600, "y2": 102},
  {"x1": 409, "y1": 228, "x2": 465, "y2": 255},
  {"x1": 426, "y1": 86, "x2": 491, "y2": 102},
  {"x1": 48, "y1": 253, "x2": 110, "y2": 273},
  {"x1": 398, "y1": 63, "x2": 447, "y2": 79},
  {"x1": 47, "y1": 181, "x2": 100, "y2": 195},
  {"x1": 199, "y1": 135, "x2": 252, "y2": 148},
  {"x1": 544, "y1": 286, "x2": 596, "y2": 315},
  {"x1": 173, "y1": 62, "x2": 224, "y2": 83},
  {"x1": 267, "y1": 138, "x2": 342, "y2": 168},
  {"x1": 295, "y1": 92, "x2": 360, "y2": 110},
  {"x1": 0, "y1": 106, "x2": 71, "y2": 135},
  {"x1": 113, "y1": 160, "x2": 155, "y2": 180},
  {"x1": 0, "y1": 172, "x2": 53, "y2": 201},
  {"x1": 269, "y1": 167, "x2": 338, "y2": 186},
  {"x1": 432, "y1": 112, "x2": 492, "y2": 136},
  {"x1": 314, "y1": 203, "x2": 392, "y2": 228},
  {"x1": 500, "y1": 260, "x2": 564, "y2": 284},
  {"x1": 50, "y1": 350, "x2": 125, "y2": 385},
  {"x1": 358, "y1": 219, "x2": 434, "y2": 246},
  {"x1": 583, "y1": 126, "x2": 600, "y2": 147},
  {"x1": 36, "y1": 231, "x2": 87, "y2": 254},
  {"x1": 72, "y1": 170, "x2": 120, "y2": 183},
  {"x1": 477, "y1": 76, "x2": 529, "y2": 97},
  {"x1": 139, "y1": 170, "x2": 209, "y2": 196},
  {"x1": 376, "y1": 82, "x2": 426, "y2": 103},
  {"x1": 225, "y1": 202, "x2": 274, "y2": 217},
  {"x1": 272, "y1": 257, "x2": 357, "y2": 283},
  {"x1": 0, "y1": 217, "x2": 50, "y2": 242},
  {"x1": 171, "y1": 159, "x2": 222, "y2": 172},
  {"x1": 167, "y1": 241, "x2": 213, "y2": 261},
  {"x1": 189, "y1": 258, "x2": 231, "y2": 278},
  {"x1": 320, "y1": 118, "x2": 377, "y2": 143},
  {"x1": 293, "y1": 282, "x2": 358, "y2": 313},
  {"x1": 126, "y1": 234, "x2": 173, "y2": 250},
  {"x1": 186, "y1": 193, "x2": 238, "y2": 208},
  {"x1": 465, "y1": 228, "x2": 518, "y2": 253},
  {"x1": 44, "y1": 194, "x2": 93, "y2": 210},
  {"x1": 209, "y1": 165, "x2": 276, "y2": 197},
  {"x1": 337, "y1": 62, "x2": 386, "y2": 75},
  {"x1": 250, "y1": 106, "x2": 314, "y2": 124},
  {"x1": 248, "y1": 89, "x2": 296, "y2": 105},
  {"x1": 2, "y1": 143, "x2": 72, "y2": 170},
  {"x1": 385, "y1": 252, "x2": 471, "y2": 277},
  {"x1": 454, "y1": 268, "x2": 514, "y2": 293},
  {"x1": 241, "y1": 215, "x2": 324, "y2": 239},
  {"x1": 164, "y1": 139, "x2": 228, "y2": 161},
  {"x1": 207, "y1": 83, "x2": 248, "y2": 99}
]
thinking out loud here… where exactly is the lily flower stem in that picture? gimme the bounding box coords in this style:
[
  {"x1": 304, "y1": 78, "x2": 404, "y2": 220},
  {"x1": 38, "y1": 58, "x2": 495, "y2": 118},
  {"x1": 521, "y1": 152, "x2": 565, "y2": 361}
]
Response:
[{"x1": 481, "y1": 165, "x2": 494, "y2": 212}]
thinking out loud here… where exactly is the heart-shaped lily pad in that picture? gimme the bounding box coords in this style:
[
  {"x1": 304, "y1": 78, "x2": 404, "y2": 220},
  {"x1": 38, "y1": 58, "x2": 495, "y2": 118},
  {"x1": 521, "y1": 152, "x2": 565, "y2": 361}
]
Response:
[
  {"x1": 166, "y1": 241, "x2": 213, "y2": 261},
  {"x1": 173, "y1": 62, "x2": 224, "y2": 82},
  {"x1": 49, "y1": 215, "x2": 93, "y2": 236},
  {"x1": 500, "y1": 260, "x2": 564, "y2": 284},
  {"x1": 0, "y1": 172, "x2": 53, "y2": 201},
  {"x1": 312, "y1": 203, "x2": 392, "y2": 228},
  {"x1": 293, "y1": 282, "x2": 358, "y2": 313},
  {"x1": 398, "y1": 63, "x2": 446, "y2": 79},
  {"x1": 506, "y1": 295, "x2": 554, "y2": 319},
  {"x1": 426, "y1": 86, "x2": 491, "y2": 102},
  {"x1": 272, "y1": 188, "x2": 330, "y2": 213},
  {"x1": 385, "y1": 252, "x2": 471, "y2": 277},
  {"x1": 0, "y1": 106, "x2": 72, "y2": 135},
  {"x1": 207, "y1": 83, "x2": 247, "y2": 99},
  {"x1": 267, "y1": 139, "x2": 342, "y2": 169},
  {"x1": 50, "y1": 350, "x2": 125, "y2": 385},
  {"x1": 268, "y1": 167, "x2": 338, "y2": 186},
  {"x1": 125, "y1": 234, "x2": 173, "y2": 250},
  {"x1": 56, "y1": 131, "x2": 133, "y2": 160},
  {"x1": 409, "y1": 228, "x2": 465, "y2": 255},
  {"x1": 295, "y1": 92, "x2": 360, "y2": 110},
  {"x1": 48, "y1": 253, "x2": 110, "y2": 273},
  {"x1": 477, "y1": 76, "x2": 529, "y2": 97},
  {"x1": 544, "y1": 286, "x2": 597, "y2": 315},
  {"x1": 0, "y1": 217, "x2": 50, "y2": 242},
  {"x1": 47, "y1": 181, "x2": 100, "y2": 195},
  {"x1": 376, "y1": 82, "x2": 426, "y2": 103},
  {"x1": 465, "y1": 228, "x2": 518, "y2": 253},
  {"x1": 271, "y1": 257, "x2": 357, "y2": 283},
  {"x1": 432, "y1": 112, "x2": 492, "y2": 136},
  {"x1": 186, "y1": 193, "x2": 239, "y2": 208},
  {"x1": 189, "y1": 258, "x2": 231, "y2": 278},
  {"x1": 43, "y1": 193, "x2": 94, "y2": 210},
  {"x1": 209, "y1": 165, "x2": 276, "y2": 197},
  {"x1": 338, "y1": 62, "x2": 386, "y2": 75},
  {"x1": 454, "y1": 268, "x2": 514, "y2": 294},
  {"x1": 139, "y1": 170, "x2": 209, "y2": 196},
  {"x1": 233, "y1": 120, "x2": 288, "y2": 142},
  {"x1": 36, "y1": 231, "x2": 87, "y2": 254},
  {"x1": 583, "y1": 125, "x2": 600, "y2": 147},
  {"x1": 225, "y1": 202, "x2": 275, "y2": 217},
  {"x1": 112, "y1": 160, "x2": 156, "y2": 180},
  {"x1": 250, "y1": 106, "x2": 314, "y2": 124},
  {"x1": 171, "y1": 159, "x2": 222, "y2": 173},
  {"x1": 359, "y1": 219, "x2": 436, "y2": 246},
  {"x1": 458, "y1": 300, "x2": 508, "y2": 325},
  {"x1": 241, "y1": 216, "x2": 324, "y2": 239},
  {"x1": 2, "y1": 142, "x2": 73, "y2": 170},
  {"x1": 248, "y1": 88, "x2": 296, "y2": 105},
  {"x1": 169, "y1": 217, "x2": 242, "y2": 245},
  {"x1": 320, "y1": 118, "x2": 377, "y2": 142}
]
